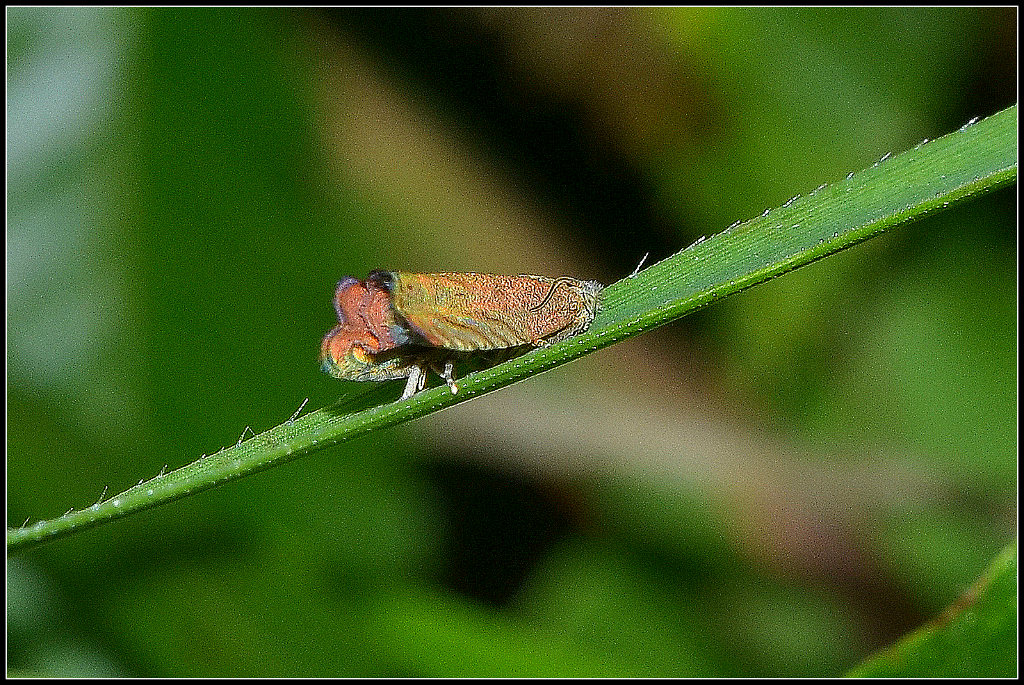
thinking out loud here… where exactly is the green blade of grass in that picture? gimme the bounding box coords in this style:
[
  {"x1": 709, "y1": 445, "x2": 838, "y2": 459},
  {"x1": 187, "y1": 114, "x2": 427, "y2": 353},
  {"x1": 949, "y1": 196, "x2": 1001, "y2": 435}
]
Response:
[{"x1": 8, "y1": 104, "x2": 1016, "y2": 554}]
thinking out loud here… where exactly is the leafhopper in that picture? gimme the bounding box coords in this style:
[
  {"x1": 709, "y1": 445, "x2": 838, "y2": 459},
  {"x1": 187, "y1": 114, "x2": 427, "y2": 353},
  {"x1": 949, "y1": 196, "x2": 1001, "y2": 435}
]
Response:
[{"x1": 321, "y1": 270, "x2": 603, "y2": 399}]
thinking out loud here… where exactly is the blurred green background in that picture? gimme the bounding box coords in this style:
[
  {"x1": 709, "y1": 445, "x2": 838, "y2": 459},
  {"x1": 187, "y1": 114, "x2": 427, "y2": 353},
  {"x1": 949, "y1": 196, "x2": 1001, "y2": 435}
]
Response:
[{"x1": 7, "y1": 7, "x2": 1016, "y2": 677}]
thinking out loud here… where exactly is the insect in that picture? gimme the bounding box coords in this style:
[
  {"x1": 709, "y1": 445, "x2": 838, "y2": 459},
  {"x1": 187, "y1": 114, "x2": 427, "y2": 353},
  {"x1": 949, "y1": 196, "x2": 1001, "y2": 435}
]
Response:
[{"x1": 321, "y1": 270, "x2": 603, "y2": 399}]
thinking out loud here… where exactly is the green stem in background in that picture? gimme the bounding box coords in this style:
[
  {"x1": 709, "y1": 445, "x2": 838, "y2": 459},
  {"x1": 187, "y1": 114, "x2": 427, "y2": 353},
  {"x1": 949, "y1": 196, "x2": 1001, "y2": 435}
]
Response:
[
  {"x1": 7, "y1": 105, "x2": 1017, "y2": 554},
  {"x1": 846, "y1": 543, "x2": 1017, "y2": 677}
]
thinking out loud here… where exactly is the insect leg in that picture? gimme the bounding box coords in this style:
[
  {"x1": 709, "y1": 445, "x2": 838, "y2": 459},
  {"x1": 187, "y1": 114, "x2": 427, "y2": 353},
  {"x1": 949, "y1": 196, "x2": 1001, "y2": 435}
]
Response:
[
  {"x1": 436, "y1": 359, "x2": 459, "y2": 395},
  {"x1": 401, "y1": 364, "x2": 426, "y2": 400}
]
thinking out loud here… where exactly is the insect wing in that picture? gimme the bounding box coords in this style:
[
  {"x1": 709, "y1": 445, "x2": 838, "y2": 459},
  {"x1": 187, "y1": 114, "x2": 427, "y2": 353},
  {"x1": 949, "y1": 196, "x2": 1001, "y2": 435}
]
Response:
[{"x1": 387, "y1": 272, "x2": 601, "y2": 351}]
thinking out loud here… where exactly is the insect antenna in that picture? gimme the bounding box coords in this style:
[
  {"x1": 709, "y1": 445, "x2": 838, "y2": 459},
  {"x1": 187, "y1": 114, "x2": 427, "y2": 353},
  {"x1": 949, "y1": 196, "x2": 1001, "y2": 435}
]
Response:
[{"x1": 528, "y1": 277, "x2": 577, "y2": 312}]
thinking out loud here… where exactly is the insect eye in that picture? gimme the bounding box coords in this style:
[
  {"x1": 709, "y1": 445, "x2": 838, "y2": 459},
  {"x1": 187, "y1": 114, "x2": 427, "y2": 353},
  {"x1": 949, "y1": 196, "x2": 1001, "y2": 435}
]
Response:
[{"x1": 367, "y1": 270, "x2": 395, "y2": 291}]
